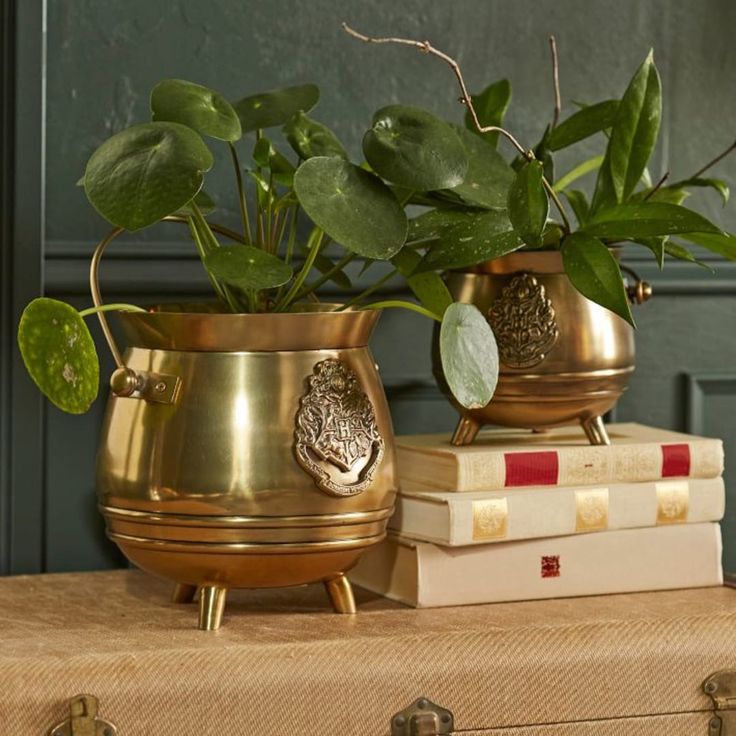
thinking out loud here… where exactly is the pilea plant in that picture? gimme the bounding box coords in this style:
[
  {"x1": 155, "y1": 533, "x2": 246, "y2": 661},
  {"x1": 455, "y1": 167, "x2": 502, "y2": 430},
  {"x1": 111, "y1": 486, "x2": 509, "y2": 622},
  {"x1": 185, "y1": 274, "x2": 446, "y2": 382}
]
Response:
[
  {"x1": 18, "y1": 79, "x2": 502, "y2": 414},
  {"x1": 343, "y1": 24, "x2": 736, "y2": 327}
]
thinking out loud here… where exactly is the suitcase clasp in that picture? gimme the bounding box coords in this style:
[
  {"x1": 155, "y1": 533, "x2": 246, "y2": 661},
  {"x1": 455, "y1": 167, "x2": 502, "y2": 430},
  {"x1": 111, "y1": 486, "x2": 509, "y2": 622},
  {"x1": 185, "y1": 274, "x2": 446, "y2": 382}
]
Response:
[
  {"x1": 391, "y1": 698, "x2": 454, "y2": 736},
  {"x1": 704, "y1": 671, "x2": 736, "y2": 735},
  {"x1": 47, "y1": 694, "x2": 118, "y2": 736}
]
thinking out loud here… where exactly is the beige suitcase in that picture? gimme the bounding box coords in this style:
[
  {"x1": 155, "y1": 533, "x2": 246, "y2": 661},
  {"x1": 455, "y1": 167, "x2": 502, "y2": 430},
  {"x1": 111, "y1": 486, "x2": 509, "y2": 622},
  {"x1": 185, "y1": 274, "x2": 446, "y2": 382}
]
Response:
[{"x1": 2, "y1": 570, "x2": 735, "y2": 734}]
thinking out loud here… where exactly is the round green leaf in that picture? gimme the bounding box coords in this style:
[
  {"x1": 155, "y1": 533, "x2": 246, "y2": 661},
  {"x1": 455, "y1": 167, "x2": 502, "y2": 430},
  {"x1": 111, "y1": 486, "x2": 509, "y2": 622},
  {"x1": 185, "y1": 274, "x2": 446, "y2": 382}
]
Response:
[
  {"x1": 204, "y1": 245, "x2": 293, "y2": 291},
  {"x1": 84, "y1": 121, "x2": 214, "y2": 231},
  {"x1": 283, "y1": 111, "x2": 347, "y2": 160},
  {"x1": 440, "y1": 303, "x2": 499, "y2": 409},
  {"x1": 363, "y1": 105, "x2": 468, "y2": 190},
  {"x1": 447, "y1": 126, "x2": 515, "y2": 209},
  {"x1": 17, "y1": 298, "x2": 99, "y2": 414},
  {"x1": 234, "y1": 84, "x2": 319, "y2": 132},
  {"x1": 150, "y1": 79, "x2": 242, "y2": 142},
  {"x1": 293, "y1": 156, "x2": 408, "y2": 259}
]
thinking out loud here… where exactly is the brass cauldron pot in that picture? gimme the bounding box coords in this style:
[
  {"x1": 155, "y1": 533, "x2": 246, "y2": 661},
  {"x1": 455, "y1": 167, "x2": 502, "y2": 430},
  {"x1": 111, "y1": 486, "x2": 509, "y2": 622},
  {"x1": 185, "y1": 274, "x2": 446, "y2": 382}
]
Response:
[
  {"x1": 96, "y1": 305, "x2": 397, "y2": 629},
  {"x1": 436, "y1": 250, "x2": 650, "y2": 447}
]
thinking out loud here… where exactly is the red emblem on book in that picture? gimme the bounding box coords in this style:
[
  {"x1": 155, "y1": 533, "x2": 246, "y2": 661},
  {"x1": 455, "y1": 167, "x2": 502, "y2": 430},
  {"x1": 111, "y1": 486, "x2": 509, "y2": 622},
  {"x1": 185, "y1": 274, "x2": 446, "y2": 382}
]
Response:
[
  {"x1": 541, "y1": 555, "x2": 561, "y2": 578},
  {"x1": 504, "y1": 451, "x2": 559, "y2": 487},
  {"x1": 661, "y1": 443, "x2": 691, "y2": 477}
]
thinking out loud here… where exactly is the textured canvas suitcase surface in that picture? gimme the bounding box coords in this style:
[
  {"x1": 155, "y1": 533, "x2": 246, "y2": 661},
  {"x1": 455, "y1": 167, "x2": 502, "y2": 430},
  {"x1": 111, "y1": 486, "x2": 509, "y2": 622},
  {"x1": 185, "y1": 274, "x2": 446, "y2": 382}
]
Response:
[{"x1": 2, "y1": 570, "x2": 735, "y2": 734}]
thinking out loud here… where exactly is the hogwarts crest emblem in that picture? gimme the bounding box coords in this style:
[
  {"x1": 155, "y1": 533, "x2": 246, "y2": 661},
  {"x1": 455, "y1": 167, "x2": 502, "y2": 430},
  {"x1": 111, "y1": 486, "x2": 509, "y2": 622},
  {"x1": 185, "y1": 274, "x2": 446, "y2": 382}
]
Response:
[
  {"x1": 294, "y1": 359, "x2": 384, "y2": 497},
  {"x1": 488, "y1": 273, "x2": 559, "y2": 369}
]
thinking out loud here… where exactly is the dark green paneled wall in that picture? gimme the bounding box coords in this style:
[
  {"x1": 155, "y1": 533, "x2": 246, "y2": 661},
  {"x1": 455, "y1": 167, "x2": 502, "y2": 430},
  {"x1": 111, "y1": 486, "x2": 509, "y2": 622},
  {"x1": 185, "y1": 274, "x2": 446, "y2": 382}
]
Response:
[{"x1": 3, "y1": 0, "x2": 736, "y2": 573}]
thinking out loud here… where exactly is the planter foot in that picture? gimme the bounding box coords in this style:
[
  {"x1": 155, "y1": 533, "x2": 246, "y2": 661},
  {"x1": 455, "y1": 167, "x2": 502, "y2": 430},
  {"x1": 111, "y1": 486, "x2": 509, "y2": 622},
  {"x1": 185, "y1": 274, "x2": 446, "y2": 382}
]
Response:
[
  {"x1": 171, "y1": 583, "x2": 198, "y2": 604},
  {"x1": 451, "y1": 416, "x2": 481, "y2": 446},
  {"x1": 581, "y1": 415, "x2": 611, "y2": 446},
  {"x1": 198, "y1": 586, "x2": 227, "y2": 630},
  {"x1": 325, "y1": 573, "x2": 356, "y2": 614}
]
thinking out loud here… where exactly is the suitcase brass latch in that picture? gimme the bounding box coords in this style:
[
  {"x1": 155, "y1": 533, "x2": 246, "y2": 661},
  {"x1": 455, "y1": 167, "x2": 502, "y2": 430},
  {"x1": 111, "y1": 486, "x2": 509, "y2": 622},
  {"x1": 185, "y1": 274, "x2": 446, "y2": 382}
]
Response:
[
  {"x1": 391, "y1": 698, "x2": 454, "y2": 736},
  {"x1": 704, "y1": 671, "x2": 736, "y2": 735},
  {"x1": 47, "y1": 694, "x2": 118, "y2": 736}
]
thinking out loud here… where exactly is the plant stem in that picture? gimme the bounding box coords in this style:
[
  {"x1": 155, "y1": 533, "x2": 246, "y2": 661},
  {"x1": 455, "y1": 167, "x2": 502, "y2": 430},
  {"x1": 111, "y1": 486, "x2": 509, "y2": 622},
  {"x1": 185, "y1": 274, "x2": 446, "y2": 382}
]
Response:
[
  {"x1": 228, "y1": 142, "x2": 252, "y2": 243},
  {"x1": 284, "y1": 206, "x2": 299, "y2": 265},
  {"x1": 360, "y1": 299, "x2": 442, "y2": 322},
  {"x1": 78, "y1": 303, "x2": 146, "y2": 318},
  {"x1": 542, "y1": 178, "x2": 571, "y2": 233},
  {"x1": 342, "y1": 22, "x2": 571, "y2": 234},
  {"x1": 337, "y1": 267, "x2": 400, "y2": 311},
  {"x1": 549, "y1": 35, "x2": 561, "y2": 129},
  {"x1": 275, "y1": 228, "x2": 325, "y2": 311},
  {"x1": 691, "y1": 139, "x2": 736, "y2": 179},
  {"x1": 187, "y1": 209, "x2": 241, "y2": 312},
  {"x1": 266, "y1": 169, "x2": 274, "y2": 252},
  {"x1": 296, "y1": 252, "x2": 356, "y2": 299},
  {"x1": 643, "y1": 171, "x2": 670, "y2": 201}
]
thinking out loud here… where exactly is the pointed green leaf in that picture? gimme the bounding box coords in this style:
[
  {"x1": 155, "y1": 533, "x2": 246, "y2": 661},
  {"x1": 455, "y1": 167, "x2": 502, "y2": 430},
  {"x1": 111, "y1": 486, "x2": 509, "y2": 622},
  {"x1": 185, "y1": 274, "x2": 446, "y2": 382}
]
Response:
[
  {"x1": 84, "y1": 122, "x2": 213, "y2": 231},
  {"x1": 666, "y1": 177, "x2": 729, "y2": 206},
  {"x1": 582, "y1": 202, "x2": 722, "y2": 240},
  {"x1": 17, "y1": 298, "x2": 99, "y2": 414},
  {"x1": 234, "y1": 84, "x2": 319, "y2": 132},
  {"x1": 562, "y1": 189, "x2": 590, "y2": 225},
  {"x1": 554, "y1": 155, "x2": 604, "y2": 193},
  {"x1": 440, "y1": 303, "x2": 499, "y2": 409},
  {"x1": 392, "y1": 249, "x2": 453, "y2": 316},
  {"x1": 548, "y1": 100, "x2": 619, "y2": 151},
  {"x1": 293, "y1": 157, "x2": 407, "y2": 259},
  {"x1": 311, "y1": 253, "x2": 352, "y2": 289},
  {"x1": 446, "y1": 126, "x2": 514, "y2": 209},
  {"x1": 464, "y1": 79, "x2": 511, "y2": 149},
  {"x1": 664, "y1": 241, "x2": 714, "y2": 271},
  {"x1": 634, "y1": 237, "x2": 666, "y2": 269},
  {"x1": 631, "y1": 186, "x2": 690, "y2": 205},
  {"x1": 561, "y1": 233, "x2": 634, "y2": 325},
  {"x1": 679, "y1": 231, "x2": 736, "y2": 260},
  {"x1": 283, "y1": 111, "x2": 347, "y2": 160},
  {"x1": 204, "y1": 245, "x2": 293, "y2": 291},
  {"x1": 608, "y1": 51, "x2": 662, "y2": 202},
  {"x1": 408, "y1": 209, "x2": 523, "y2": 272},
  {"x1": 363, "y1": 105, "x2": 468, "y2": 190},
  {"x1": 150, "y1": 79, "x2": 241, "y2": 142},
  {"x1": 507, "y1": 160, "x2": 549, "y2": 248}
]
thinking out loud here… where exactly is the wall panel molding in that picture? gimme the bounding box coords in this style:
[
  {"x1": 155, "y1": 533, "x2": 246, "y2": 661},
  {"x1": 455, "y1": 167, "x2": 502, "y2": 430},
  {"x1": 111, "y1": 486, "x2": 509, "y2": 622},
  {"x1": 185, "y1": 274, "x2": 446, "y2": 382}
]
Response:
[{"x1": 685, "y1": 373, "x2": 736, "y2": 435}]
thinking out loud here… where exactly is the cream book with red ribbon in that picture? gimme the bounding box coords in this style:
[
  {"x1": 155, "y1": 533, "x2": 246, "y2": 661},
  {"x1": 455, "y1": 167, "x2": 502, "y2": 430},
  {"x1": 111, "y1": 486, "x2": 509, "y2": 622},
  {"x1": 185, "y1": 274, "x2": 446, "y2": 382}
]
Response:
[
  {"x1": 349, "y1": 524, "x2": 724, "y2": 608},
  {"x1": 396, "y1": 423, "x2": 724, "y2": 492},
  {"x1": 391, "y1": 477, "x2": 725, "y2": 546}
]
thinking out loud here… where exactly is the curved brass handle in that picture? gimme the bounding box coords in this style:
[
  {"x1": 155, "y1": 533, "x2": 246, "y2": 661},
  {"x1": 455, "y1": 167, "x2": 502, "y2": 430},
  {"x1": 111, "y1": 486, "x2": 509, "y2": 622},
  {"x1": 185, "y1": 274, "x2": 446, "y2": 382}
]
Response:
[{"x1": 620, "y1": 264, "x2": 653, "y2": 305}]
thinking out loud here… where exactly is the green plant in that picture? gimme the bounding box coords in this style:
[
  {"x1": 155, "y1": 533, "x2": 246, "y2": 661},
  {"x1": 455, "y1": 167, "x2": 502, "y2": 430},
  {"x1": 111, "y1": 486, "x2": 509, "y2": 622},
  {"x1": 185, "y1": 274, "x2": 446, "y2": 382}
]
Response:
[
  {"x1": 343, "y1": 24, "x2": 736, "y2": 328},
  {"x1": 18, "y1": 79, "x2": 500, "y2": 414}
]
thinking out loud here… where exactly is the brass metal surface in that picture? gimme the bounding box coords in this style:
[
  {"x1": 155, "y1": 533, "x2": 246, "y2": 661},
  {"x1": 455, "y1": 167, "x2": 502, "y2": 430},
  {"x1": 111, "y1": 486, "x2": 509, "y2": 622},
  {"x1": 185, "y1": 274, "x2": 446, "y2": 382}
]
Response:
[
  {"x1": 439, "y1": 251, "x2": 640, "y2": 445},
  {"x1": 47, "y1": 694, "x2": 117, "y2": 736},
  {"x1": 391, "y1": 698, "x2": 454, "y2": 736},
  {"x1": 704, "y1": 670, "x2": 736, "y2": 736},
  {"x1": 96, "y1": 308, "x2": 397, "y2": 628}
]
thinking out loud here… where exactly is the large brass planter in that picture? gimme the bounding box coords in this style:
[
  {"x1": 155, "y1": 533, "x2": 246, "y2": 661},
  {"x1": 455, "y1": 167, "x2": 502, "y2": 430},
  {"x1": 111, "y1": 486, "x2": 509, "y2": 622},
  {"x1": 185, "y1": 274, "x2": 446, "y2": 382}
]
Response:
[
  {"x1": 96, "y1": 305, "x2": 397, "y2": 629},
  {"x1": 437, "y1": 251, "x2": 650, "y2": 447}
]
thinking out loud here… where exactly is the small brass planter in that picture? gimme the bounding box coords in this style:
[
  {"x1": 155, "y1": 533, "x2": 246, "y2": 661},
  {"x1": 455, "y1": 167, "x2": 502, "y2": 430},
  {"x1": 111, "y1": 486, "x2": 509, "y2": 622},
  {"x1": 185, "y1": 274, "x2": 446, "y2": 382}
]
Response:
[
  {"x1": 436, "y1": 251, "x2": 650, "y2": 447},
  {"x1": 95, "y1": 304, "x2": 397, "y2": 630}
]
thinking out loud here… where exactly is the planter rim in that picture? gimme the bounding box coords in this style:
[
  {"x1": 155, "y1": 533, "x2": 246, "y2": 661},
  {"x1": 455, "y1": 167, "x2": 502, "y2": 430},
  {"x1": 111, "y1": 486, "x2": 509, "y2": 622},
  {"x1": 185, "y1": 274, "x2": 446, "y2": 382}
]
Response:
[
  {"x1": 460, "y1": 246, "x2": 622, "y2": 275},
  {"x1": 115, "y1": 302, "x2": 380, "y2": 352}
]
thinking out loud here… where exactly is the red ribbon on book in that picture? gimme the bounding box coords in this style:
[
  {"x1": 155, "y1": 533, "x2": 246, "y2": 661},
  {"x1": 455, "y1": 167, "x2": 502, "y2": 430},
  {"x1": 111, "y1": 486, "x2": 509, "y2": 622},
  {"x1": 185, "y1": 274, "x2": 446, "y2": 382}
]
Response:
[
  {"x1": 661, "y1": 443, "x2": 691, "y2": 477},
  {"x1": 504, "y1": 451, "x2": 559, "y2": 487}
]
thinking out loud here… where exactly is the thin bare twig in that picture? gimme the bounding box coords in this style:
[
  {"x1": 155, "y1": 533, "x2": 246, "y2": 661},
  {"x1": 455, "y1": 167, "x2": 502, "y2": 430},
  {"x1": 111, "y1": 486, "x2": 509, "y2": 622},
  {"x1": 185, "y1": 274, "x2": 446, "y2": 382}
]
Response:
[
  {"x1": 342, "y1": 22, "x2": 571, "y2": 233},
  {"x1": 691, "y1": 139, "x2": 736, "y2": 179},
  {"x1": 342, "y1": 23, "x2": 528, "y2": 156},
  {"x1": 643, "y1": 171, "x2": 670, "y2": 201},
  {"x1": 549, "y1": 36, "x2": 561, "y2": 128}
]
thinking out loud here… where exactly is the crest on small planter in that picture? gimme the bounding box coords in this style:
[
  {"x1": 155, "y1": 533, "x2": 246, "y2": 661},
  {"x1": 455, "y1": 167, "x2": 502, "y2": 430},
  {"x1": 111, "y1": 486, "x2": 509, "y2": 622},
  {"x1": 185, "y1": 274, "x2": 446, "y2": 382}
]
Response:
[
  {"x1": 488, "y1": 273, "x2": 559, "y2": 369},
  {"x1": 294, "y1": 359, "x2": 384, "y2": 497}
]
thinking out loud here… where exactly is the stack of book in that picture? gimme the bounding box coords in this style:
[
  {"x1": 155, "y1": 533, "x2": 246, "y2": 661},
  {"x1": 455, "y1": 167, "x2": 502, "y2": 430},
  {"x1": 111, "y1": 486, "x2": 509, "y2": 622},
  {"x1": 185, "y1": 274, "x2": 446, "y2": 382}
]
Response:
[{"x1": 350, "y1": 423, "x2": 725, "y2": 607}]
